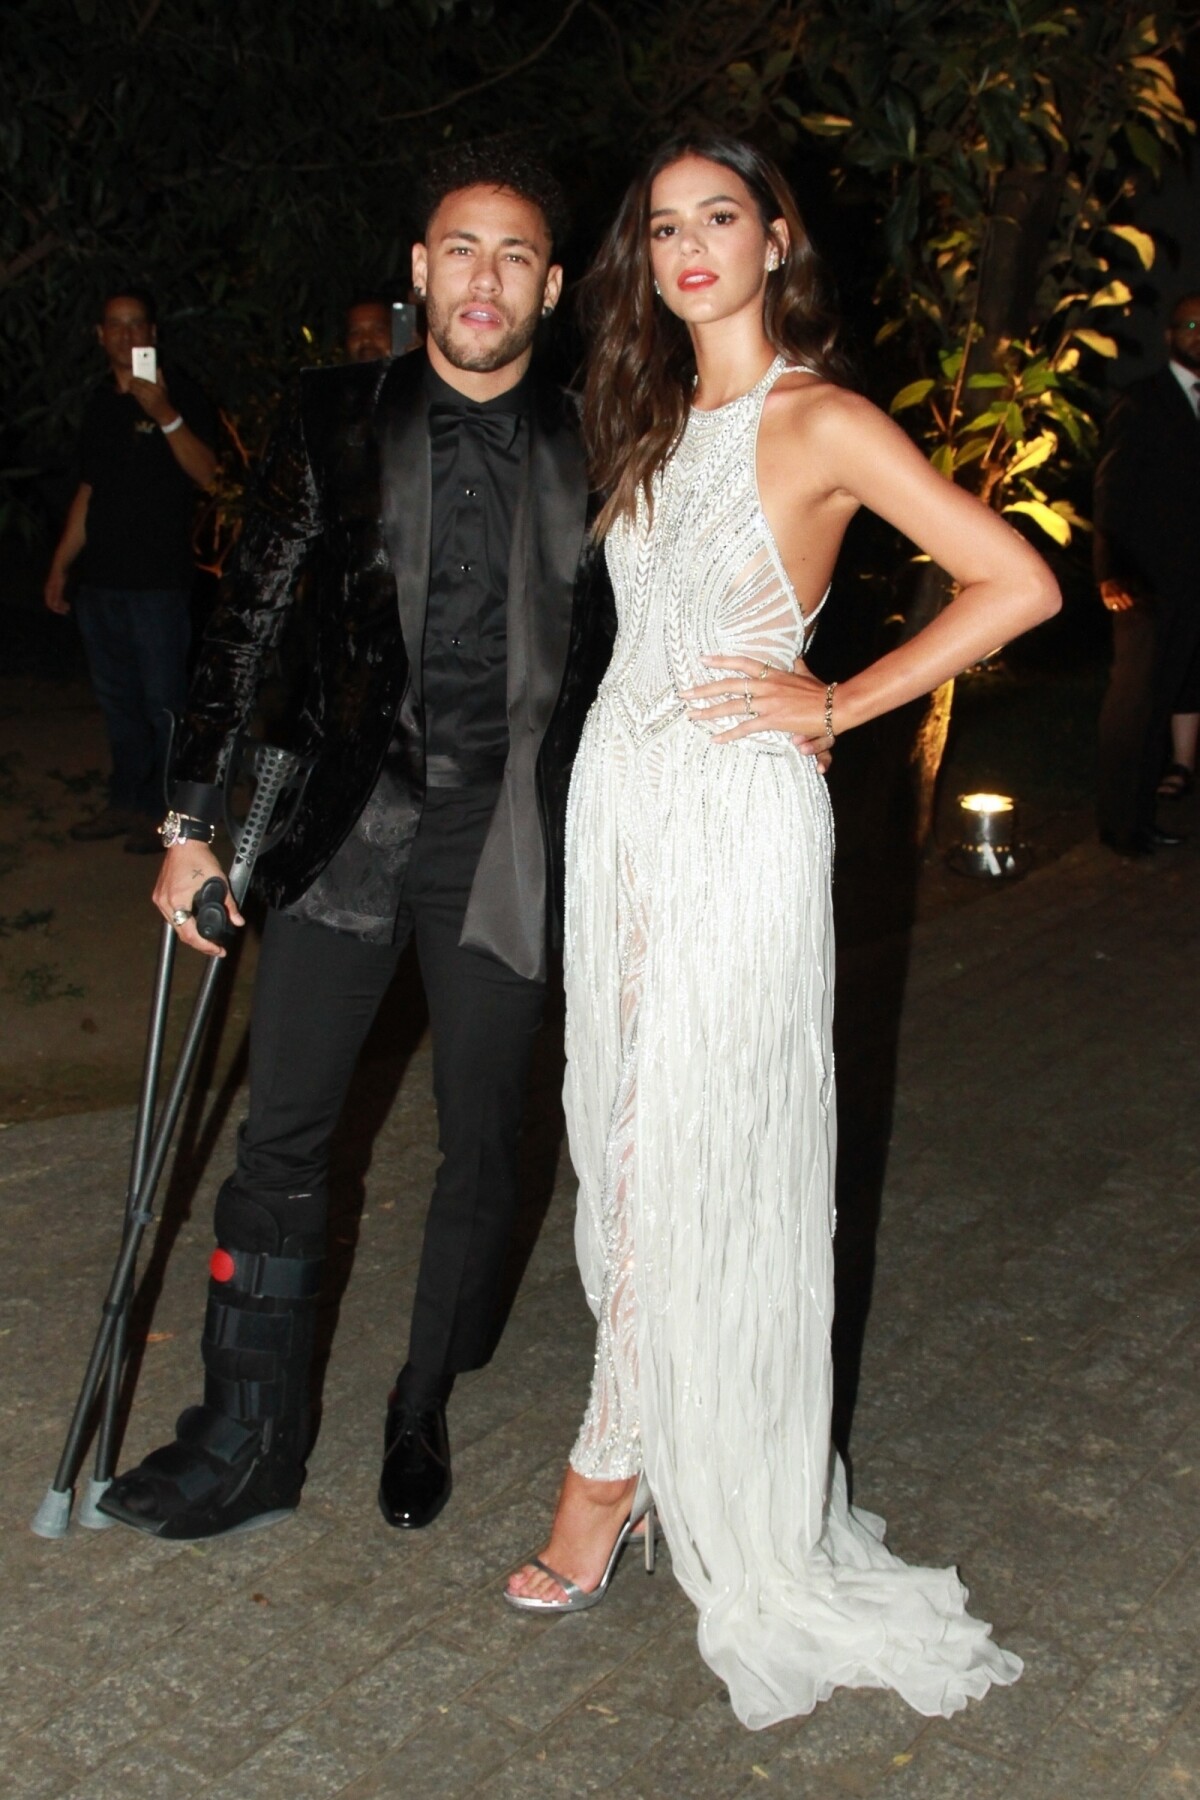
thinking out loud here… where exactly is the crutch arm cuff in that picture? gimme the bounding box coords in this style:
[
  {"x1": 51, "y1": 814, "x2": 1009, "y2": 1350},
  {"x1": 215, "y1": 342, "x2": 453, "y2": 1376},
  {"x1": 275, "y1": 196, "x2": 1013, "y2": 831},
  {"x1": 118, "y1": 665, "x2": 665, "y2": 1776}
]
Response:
[{"x1": 169, "y1": 779, "x2": 224, "y2": 828}]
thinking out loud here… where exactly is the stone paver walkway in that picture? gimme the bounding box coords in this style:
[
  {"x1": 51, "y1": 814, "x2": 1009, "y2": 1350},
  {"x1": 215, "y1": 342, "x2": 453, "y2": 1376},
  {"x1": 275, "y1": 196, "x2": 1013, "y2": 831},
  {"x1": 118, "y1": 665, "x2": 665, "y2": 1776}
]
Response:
[{"x1": 2, "y1": 830, "x2": 1197, "y2": 1799}]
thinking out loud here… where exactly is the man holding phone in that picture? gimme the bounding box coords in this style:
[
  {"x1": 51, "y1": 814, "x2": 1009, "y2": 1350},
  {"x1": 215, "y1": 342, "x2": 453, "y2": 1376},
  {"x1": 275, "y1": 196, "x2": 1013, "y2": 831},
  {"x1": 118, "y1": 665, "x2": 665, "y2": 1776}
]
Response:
[
  {"x1": 343, "y1": 291, "x2": 422, "y2": 362},
  {"x1": 44, "y1": 286, "x2": 218, "y2": 852}
]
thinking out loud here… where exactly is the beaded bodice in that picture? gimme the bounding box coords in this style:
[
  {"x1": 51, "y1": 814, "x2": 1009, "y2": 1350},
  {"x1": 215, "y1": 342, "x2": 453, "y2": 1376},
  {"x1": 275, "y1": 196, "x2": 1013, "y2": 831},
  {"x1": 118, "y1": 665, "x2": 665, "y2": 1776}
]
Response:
[{"x1": 600, "y1": 356, "x2": 825, "y2": 747}]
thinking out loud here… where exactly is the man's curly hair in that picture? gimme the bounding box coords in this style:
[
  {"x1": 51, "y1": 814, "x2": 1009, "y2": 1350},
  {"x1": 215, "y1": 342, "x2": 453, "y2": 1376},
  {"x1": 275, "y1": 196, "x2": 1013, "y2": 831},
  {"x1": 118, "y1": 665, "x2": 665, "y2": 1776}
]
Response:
[{"x1": 416, "y1": 141, "x2": 570, "y2": 252}]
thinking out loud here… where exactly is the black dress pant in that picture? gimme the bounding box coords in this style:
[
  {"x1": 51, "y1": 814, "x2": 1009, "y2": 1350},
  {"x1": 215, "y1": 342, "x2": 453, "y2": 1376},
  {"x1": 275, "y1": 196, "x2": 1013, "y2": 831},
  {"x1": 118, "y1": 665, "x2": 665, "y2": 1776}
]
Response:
[
  {"x1": 230, "y1": 787, "x2": 546, "y2": 1390},
  {"x1": 1097, "y1": 596, "x2": 1200, "y2": 842}
]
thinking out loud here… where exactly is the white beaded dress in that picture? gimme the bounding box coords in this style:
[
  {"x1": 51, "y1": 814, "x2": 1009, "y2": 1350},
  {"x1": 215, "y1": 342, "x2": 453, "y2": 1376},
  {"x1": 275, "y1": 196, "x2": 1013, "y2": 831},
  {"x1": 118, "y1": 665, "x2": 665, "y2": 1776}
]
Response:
[{"x1": 562, "y1": 356, "x2": 1021, "y2": 1729}]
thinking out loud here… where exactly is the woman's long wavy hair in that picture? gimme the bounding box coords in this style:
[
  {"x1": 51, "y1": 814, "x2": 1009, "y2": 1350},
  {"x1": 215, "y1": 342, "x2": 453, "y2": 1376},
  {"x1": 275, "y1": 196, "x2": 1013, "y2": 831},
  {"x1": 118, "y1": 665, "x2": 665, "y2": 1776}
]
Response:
[{"x1": 581, "y1": 132, "x2": 849, "y2": 538}]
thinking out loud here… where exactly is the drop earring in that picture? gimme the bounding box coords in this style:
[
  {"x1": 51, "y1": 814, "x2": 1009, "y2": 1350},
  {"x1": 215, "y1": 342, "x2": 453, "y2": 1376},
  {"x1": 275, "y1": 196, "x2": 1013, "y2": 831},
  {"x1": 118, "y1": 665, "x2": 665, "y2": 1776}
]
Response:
[{"x1": 653, "y1": 280, "x2": 661, "y2": 297}]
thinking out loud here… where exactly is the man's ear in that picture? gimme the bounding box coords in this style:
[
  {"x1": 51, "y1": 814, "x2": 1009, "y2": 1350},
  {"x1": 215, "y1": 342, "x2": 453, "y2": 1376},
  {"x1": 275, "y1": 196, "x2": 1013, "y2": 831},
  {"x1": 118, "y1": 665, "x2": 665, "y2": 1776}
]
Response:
[
  {"x1": 543, "y1": 263, "x2": 563, "y2": 314},
  {"x1": 412, "y1": 242, "x2": 428, "y2": 299}
]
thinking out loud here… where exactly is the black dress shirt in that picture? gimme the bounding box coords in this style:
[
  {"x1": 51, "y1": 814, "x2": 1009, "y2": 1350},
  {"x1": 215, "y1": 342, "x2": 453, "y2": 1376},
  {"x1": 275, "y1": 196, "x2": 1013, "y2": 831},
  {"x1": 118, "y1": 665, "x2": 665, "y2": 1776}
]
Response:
[
  {"x1": 423, "y1": 361, "x2": 530, "y2": 784},
  {"x1": 285, "y1": 355, "x2": 532, "y2": 942}
]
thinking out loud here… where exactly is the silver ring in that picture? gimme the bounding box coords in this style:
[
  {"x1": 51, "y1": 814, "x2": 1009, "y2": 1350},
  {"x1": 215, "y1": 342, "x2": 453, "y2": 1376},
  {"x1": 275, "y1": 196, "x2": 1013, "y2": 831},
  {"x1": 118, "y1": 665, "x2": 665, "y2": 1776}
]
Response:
[
  {"x1": 170, "y1": 908, "x2": 190, "y2": 927},
  {"x1": 744, "y1": 688, "x2": 753, "y2": 711},
  {"x1": 759, "y1": 661, "x2": 771, "y2": 680}
]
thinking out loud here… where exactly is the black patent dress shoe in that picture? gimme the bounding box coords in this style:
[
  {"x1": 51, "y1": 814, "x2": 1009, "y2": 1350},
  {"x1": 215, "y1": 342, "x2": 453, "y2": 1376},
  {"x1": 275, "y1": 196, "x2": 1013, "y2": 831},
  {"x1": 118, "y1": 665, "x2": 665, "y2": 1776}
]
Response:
[
  {"x1": 379, "y1": 1397, "x2": 451, "y2": 1529},
  {"x1": 1100, "y1": 826, "x2": 1186, "y2": 856}
]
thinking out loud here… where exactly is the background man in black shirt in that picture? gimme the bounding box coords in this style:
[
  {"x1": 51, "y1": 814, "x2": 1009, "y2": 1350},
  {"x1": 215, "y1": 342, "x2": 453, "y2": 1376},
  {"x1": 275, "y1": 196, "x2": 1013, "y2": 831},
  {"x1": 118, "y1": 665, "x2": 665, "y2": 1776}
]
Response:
[
  {"x1": 44, "y1": 286, "x2": 218, "y2": 852},
  {"x1": 1095, "y1": 291, "x2": 1200, "y2": 854},
  {"x1": 99, "y1": 148, "x2": 614, "y2": 1544}
]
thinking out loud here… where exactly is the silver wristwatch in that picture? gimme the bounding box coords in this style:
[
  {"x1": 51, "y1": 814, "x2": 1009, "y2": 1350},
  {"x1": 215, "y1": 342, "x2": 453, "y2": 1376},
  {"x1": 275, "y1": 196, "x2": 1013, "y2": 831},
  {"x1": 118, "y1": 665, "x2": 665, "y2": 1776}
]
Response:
[{"x1": 159, "y1": 810, "x2": 216, "y2": 849}]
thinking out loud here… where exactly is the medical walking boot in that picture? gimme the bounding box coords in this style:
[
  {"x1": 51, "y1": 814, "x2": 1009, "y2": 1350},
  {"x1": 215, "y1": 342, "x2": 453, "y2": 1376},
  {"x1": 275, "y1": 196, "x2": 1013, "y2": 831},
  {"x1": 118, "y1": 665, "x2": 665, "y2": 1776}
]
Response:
[{"x1": 99, "y1": 1182, "x2": 325, "y2": 1541}]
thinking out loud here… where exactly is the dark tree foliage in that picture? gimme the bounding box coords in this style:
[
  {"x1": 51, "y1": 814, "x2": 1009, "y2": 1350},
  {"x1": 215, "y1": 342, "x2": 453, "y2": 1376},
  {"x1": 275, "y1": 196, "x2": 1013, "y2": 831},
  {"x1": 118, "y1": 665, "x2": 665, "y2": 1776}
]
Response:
[{"x1": 2, "y1": 0, "x2": 1193, "y2": 585}]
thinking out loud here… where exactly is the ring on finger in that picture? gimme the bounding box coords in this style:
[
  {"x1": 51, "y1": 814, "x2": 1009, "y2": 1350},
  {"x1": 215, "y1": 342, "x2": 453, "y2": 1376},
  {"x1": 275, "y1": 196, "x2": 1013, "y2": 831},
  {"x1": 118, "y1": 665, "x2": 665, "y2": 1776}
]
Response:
[
  {"x1": 170, "y1": 907, "x2": 190, "y2": 927},
  {"x1": 759, "y1": 660, "x2": 771, "y2": 680}
]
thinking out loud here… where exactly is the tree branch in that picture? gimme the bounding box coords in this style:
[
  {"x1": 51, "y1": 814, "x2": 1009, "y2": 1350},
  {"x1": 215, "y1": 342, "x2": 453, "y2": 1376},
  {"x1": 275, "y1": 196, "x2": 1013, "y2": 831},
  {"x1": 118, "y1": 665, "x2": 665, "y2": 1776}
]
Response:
[
  {"x1": 0, "y1": 231, "x2": 63, "y2": 289},
  {"x1": 378, "y1": 0, "x2": 586, "y2": 122}
]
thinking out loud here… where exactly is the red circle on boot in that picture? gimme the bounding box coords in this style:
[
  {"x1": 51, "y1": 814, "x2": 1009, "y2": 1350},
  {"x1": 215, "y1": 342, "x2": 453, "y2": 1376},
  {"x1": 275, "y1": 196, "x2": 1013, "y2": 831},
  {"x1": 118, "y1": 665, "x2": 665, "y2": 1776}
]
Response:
[{"x1": 210, "y1": 1248, "x2": 236, "y2": 1282}]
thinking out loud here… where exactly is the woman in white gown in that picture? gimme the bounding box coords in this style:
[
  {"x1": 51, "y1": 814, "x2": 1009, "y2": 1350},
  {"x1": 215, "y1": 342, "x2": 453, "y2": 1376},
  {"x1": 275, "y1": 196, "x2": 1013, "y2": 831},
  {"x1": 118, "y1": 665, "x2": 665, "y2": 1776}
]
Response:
[{"x1": 504, "y1": 133, "x2": 1060, "y2": 1729}]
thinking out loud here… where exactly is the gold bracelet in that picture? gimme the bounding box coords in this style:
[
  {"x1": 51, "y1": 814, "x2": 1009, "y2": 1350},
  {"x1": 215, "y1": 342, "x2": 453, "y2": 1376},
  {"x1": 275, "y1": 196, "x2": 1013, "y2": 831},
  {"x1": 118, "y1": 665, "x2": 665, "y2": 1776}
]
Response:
[{"x1": 824, "y1": 680, "x2": 837, "y2": 742}]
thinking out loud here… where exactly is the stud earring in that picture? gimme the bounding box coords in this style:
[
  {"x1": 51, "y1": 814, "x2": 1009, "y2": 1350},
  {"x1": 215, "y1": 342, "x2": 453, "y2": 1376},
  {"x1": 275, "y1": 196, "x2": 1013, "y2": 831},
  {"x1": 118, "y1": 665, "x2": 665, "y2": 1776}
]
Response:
[
  {"x1": 653, "y1": 279, "x2": 661, "y2": 297},
  {"x1": 414, "y1": 286, "x2": 425, "y2": 300},
  {"x1": 766, "y1": 250, "x2": 780, "y2": 273},
  {"x1": 542, "y1": 305, "x2": 554, "y2": 318}
]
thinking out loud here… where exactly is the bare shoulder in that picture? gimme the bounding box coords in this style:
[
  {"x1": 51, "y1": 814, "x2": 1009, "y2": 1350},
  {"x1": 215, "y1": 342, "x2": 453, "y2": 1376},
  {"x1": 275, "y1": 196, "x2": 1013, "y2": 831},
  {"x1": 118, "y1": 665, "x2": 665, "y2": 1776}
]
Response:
[{"x1": 761, "y1": 377, "x2": 884, "y2": 444}]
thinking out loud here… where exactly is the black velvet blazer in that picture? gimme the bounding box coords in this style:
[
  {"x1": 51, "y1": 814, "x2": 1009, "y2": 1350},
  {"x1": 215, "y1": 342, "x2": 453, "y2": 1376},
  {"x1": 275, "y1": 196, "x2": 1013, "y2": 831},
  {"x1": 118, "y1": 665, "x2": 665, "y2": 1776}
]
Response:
[
  {"x1": 1093, "y1": 366, "x2": 1200, "y2": 611},
  {"x1": 172, "y1": 351, "x2": 615, "y2": 979}
]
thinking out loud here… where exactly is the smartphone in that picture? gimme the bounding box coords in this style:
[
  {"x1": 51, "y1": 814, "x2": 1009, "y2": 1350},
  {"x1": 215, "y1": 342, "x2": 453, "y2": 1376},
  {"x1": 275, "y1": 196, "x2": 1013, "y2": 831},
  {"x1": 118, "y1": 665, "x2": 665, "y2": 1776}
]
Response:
[
  {"x1": 391, "y1": 302, "x2": 418, "y2": 356},
  {"x1": 131, "y1": 346, "x2": 157, "y2": 382}
]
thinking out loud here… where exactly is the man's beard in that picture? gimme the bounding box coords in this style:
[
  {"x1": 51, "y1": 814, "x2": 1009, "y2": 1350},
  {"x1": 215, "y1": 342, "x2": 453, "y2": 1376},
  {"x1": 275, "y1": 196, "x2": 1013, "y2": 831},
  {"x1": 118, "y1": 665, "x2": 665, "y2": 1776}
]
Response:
[{"x1": 424, "y1": 293, "x2": 539, "y2": 374}]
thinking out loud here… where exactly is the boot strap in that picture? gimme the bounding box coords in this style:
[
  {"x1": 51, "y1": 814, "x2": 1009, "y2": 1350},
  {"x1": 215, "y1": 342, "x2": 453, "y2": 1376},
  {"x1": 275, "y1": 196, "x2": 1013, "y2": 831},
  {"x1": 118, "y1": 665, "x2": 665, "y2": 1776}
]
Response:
[
  {"x1": 210, "y1": 1246, "x2": 323, "y2": 1300},
  {"x1": 203, "y1": 1296, "x2": 295, "y2": 1355},
  {"x1": 175, "y1": 1404, "x2": 260, "y2": 1466},
  {"x1": 202, "y1": 1374, "x2": 286, "y2": 1422}
]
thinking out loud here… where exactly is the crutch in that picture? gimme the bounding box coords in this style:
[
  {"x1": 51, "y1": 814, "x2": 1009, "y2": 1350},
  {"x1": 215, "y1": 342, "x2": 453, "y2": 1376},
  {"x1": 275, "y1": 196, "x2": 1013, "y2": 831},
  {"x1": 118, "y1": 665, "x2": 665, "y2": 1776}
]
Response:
[{"x1": 31, "y1": 740, "x2": 309, "y2": 1539}]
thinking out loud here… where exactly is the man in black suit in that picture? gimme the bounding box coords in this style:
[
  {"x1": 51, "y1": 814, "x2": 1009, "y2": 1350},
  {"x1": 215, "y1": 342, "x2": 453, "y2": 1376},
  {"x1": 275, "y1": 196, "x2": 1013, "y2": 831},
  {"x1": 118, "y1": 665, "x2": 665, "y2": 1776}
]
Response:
[
  {"x1": 1095, "y1": 291, "x2": 1200, "y2": 855},
  {"x1": 99, "y1": 146, "x2": 613, "y2": 1541}
]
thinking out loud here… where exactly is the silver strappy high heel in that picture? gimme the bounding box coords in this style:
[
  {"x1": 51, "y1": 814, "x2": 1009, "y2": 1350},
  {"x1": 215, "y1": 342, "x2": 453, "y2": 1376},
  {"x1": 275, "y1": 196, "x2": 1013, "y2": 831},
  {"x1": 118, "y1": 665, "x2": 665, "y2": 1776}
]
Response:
[{"x1": 503, "y1": 1472, "x2": 656, "y2": 1614}]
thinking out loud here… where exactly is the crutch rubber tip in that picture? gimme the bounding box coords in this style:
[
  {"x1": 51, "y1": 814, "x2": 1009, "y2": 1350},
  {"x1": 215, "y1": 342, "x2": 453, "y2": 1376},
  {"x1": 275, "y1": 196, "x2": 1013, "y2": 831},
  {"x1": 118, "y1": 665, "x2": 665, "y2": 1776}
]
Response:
[
  {"x1": 30, "y1": 1486, "x2": 72, "y2": 1539},
  {"x1": 78, "y1": 1478, "x2": 117, "y2": 1530}
]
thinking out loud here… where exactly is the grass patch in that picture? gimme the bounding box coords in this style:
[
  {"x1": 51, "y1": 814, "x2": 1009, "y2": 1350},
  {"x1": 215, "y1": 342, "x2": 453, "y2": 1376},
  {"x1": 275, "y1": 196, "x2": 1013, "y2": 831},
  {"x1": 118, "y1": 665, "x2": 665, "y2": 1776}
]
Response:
[
  {"x1": 46, "y1": 767, "x2": 106, "y2": 797},
  {"x1": 12, "y1": 962, "x2": 84, "y2": 1005},
  {"x1": 0, "y1": 908, "x2": 54, "y2": 937}
]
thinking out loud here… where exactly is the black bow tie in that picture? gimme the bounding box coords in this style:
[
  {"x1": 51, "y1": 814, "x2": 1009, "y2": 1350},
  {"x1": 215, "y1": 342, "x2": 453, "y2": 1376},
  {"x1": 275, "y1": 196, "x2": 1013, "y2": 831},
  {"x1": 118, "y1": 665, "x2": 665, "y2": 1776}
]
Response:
[{"x1": 428, "y1": 400, "x2": 522, "y2": 451}]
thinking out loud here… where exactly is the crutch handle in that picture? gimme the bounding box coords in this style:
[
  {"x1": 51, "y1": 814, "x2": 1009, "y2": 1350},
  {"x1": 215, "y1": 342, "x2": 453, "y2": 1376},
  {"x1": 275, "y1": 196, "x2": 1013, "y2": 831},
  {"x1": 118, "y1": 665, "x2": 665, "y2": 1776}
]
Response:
[{"x1": 192, "y1": 875, "x2": 235, "y2": 947}]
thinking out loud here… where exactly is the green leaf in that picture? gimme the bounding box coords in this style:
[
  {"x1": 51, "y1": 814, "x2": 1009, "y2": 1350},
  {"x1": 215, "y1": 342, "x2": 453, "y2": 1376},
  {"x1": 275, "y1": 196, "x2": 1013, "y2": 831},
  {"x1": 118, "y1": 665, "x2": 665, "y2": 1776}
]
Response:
[
  {"x1": 930, "y1": 444, "x2": 955, "y2": 478},
  {"x1": 1089, "y1": 280, "x2": 1133, "y2": 309},
  {"x1": 1003, "y1": 500, "x2": 1071, "y2": 546},
  {"x1": 1072, "y1": 329, "x2": 1119, "y2": 358},
  {"x1": 1124, "y1": 121, "x2": 1162, "y2": 177},
  {"x1": 953, "y1": 436, "x2": 989, "y2": 468},
  {"x1": 890, "y1": 378, "x2": 936, "y2": 413},
  {"x1": 799, "y1": 113, "x2": 853, "y2": 136},
  {"x1": 1018, "y1": 367, "x2": 1060, "y2": 396},
  {"x1": 1003, "y1": 403, "x2": 1025, "y2": 440},
  {"x1": 965, "y1": 372, "x2": 1007, "y2": 389},
  {"x1": 1007, "y1": 432, "x2": 1055, "y2": 476},
  {"x1": 1046, "y1": 391, "x2": 1086, "y2": 451},
  {"x1": 1104, "y1": 224, "x2": 1155, "y2": 270}
]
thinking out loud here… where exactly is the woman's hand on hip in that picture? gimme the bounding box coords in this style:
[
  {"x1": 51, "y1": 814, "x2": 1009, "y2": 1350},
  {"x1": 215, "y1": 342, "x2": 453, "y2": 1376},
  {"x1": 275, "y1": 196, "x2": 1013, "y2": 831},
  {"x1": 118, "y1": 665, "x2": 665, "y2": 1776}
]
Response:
[{"x1": 680, "y1": 654, "x2": 835, "y2": 756}]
